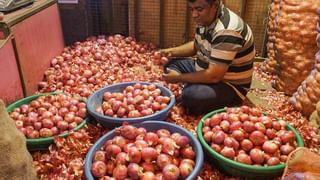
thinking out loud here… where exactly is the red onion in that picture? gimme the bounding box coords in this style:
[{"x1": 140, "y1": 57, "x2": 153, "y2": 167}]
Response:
[
  {"x1": 236, "y1": 153, "x2": 252, "y2": 165},
  {"x1": 112, "y1": 164, "x2": 128, "y2": 180},
  {"x1": 162, "y1": 164, "x2": 180, "y2": 180},
  {"x1": 91, "y1": 161, "x2": 107, "y2": 178},
  {"x1": 156, "y1": 154, "x2": 172, "y2": 169},
  {"x1": 220, "y1": 146, "x2": 236, "y2": 159}
]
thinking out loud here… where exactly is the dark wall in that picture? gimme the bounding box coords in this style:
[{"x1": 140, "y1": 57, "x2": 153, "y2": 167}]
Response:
[
  {"x1": 58, "y1": 0, "x2": 128, "y2": 46},
  {"x1": 58, "y1": 0, "x2": 90, "y2": 45}
]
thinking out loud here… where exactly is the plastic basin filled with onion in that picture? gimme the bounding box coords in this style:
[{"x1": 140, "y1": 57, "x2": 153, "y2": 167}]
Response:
[
  {"x1": 84, "y1": 121, "x2": 204, "y2": 179},
  {"x1": 6, "y1": 92, "x2": 88, "y2": 150},
  {"x1": 197, "y1": 106, "x2": 304, "y2": 179},
  {"x1": 87, "y1": 81, "x2": 175, "y2": 127}
]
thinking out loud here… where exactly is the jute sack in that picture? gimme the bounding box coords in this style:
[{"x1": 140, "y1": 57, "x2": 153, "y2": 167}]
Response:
[
  {"x1": 0, "y1": 99, "x2": 38, "y2": 180},
  {"x1": 282, "y1": 147, "x2": 320, "y2": 180}
]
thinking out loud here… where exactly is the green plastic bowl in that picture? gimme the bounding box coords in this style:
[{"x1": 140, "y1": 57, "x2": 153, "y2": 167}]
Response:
[
  {"x1": 197, "y1": 108, "x2": 304, "y2": 179},
  {"x1": 6, "y1": 92, "x2": 88, "y2": 151}
]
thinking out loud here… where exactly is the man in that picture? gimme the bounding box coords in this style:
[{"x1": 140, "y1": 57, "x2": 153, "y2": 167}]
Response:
[{"x1": 161, "y1": 0, "x2": 255, "y2": 114}]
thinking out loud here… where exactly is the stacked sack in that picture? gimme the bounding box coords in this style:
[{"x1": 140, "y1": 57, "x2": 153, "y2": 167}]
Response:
[
  {"x1": 262, "y1": 0, "x2": 282, "y2": 73},
  {"x1": 289, "y1": 7, "x2": 320, "y2": 116},
  {"x1": 273, "y1": 0, "x2": 320, "y2": 95},
  {"x1": 309, "y1": 101, "x2": 320, "y2": 128}
]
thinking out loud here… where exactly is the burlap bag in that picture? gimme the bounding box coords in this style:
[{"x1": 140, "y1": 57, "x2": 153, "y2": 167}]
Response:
[
  {"x1": 282, "y1": 147, "x2": 320, "y2": 180},
  {"x1": 0, "y1": 99, "x2": 38, "y2": 180}
]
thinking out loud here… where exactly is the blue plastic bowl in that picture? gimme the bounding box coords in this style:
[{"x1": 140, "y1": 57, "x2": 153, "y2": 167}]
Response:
[
  {"x1": 84, "y1": 121, "x2": 204, "y2": 180},
  {"x1": 87, "y1": 81, "x2": 176, "y2": 127}
]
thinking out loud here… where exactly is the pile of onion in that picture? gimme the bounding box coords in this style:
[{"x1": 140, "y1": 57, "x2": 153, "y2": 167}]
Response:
[
  {"x1": 202, "y1": 106, "x2": 298, "y2": 166},
  {"x1": 38, "y1": 35, "x2": 182, "y2": 99},
  {"x1": 9, "y1": 94, "x2": 87, "y2": 138},
  {"x1": 96, "y1": 83, "x2": 171, "y2": 118},
  {"x1": 91, "y1": 124, "x2": 196, "y2": 179}
]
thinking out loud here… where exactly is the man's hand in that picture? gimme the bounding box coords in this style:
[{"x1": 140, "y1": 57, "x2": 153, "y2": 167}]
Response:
[
  {"x1": 160, "y1": 49, "x2": 172, "y2": 57},
  {"x1": 163, "y1": 69, "x2": 180, "y2": 83}
]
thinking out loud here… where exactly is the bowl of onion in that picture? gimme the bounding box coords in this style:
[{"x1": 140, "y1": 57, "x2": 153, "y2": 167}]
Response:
[
  {"x1": 197, "y1": 106, "x2": 304, "y2": 179},
  {"x1": 6, "y1": 92, "x2": 88, "y2": 150},
  {"x1": 84, "y1": 121, "x2": 204, "y2": 180},
  {"x1": 87, "y1": 81, "x2": 175, "y2": 127}
]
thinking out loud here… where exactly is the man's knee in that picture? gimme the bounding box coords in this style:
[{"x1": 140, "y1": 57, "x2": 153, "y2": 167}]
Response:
[{"x1": 181, "y1": 85, "x2": 217, "y2": 110}]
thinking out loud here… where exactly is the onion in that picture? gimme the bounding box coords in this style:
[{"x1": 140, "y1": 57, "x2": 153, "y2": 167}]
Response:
[
  {"x1": 162, "y1": 138, "x2": 178, "y2": 155},
  {"x1": 144, "y1": 132, "x2": 159, "y2": 146},
  {"x1": 255, "y1": 122, "x2": 266, "y2": 133},
  {"x1": 156, "y1": 129, "x2": 171, "y2": 138},
  {"x1": 209, "y1": 114, "x2": 222, "y2": 126},
  {"x1": 266, "y1": 128, "x2": 277, "y2": 139},
  {"x1": 112, "y1": 136, "x2": 128, "y2": 150},
  {"x1": 127, "y1": 163, "x2": 142, "y2": 179},
  {"x1": 176, "y1": 135, "x2": 189, "y2": 148},
  {"x1": 280, "y1": 144, "x2": 295, "y2": 155},
  {"x1": 243, "y1": 121, "x2": 256, "y2": 133},
  {"x1": 229, "y1": 121, "x2": 242, "y2": 131},
  {"x1": 239, "y1": 113, "x2": 249, "y2": 122},
  {"x1": 141, "y1": 147, "x2": 158, "y2": 163},
  {"x1": 156, "y1": 154, "x2": 172, "y2": 169},
  {"x1": 249, "y1": 148, "x2": 265, "y2": 164},
  {"x1": 267, "y1": 157, "x2": 280, "y2": 166},
  {"x1": 180, "y1": 147, "x2": 195, "y2": 159},
  {"x1": 262, "y1": 141, "x2": 279, "y2": 154},
  {"x1": 39, "y1": 128, "x2": 53, "y2": 137},
  {"x1": 259, "y1": 116, "x2": 273, "y2": 128},
  {"x1": 128, "y1": 146, "x2": 141, "y2": 164},
  {"x1": 179, "y1": 162, "x2": 194, "y2": 178},
  {"x1": 236, "y1": 153, "x2": 252, "y2": 165},
  {"x1": 272, "y1": 121, "x2": 282, "y2": 131},
  {"x1": 210, "y1": 143, "x2": 222, "y2": 153},
  {"x1": 162, "y1": 164, "x2": 180, "y2": 180},
  {"x1": 212, "y1": 130, "x2": 226, "y2": 144},
  {"x1": 141, "y1": 171, "x2": 155, "y2": 180},
  {"x1": 249, "y1": 131, "x2": 266, "y2": 146},
  {"x1": 112, "y1": 164, "x2": 128, "y2": 180},
  {"x1": 220, "y1": 146, "x2": 236, "y2": 159},
  {"x1": 115, "y1": 124, "x2": 138, "y2": 140},
  {"x1": 114, "y1": 152, "x2": 128, "y2": 166},
  {"x1": 240, "y1": 139, "x2": 254, "y2": 152},
  {"x1": 91, "y1": 161, "x2": 107, "y2": 178},
  {"x1": 280, "y1": 131, "x2": 296, "y2": 144},
  {"x1": 220, "y1": 120, "x2": 230, "y2": 132},
  {"x1": 203, "y1": 131, "x2": 214, "y2": 143},
  {"x1": 93, "y1": 150, "x2": 106, "y2": 162},
  {"x1": 231, "y1": 130, "x2": 245, "y2": 141},
  {"x1": 141, "y1": 162, "x2": 156, "y2": 173},
  {"x1": 224, "y1": 137, "x2": 239, "y2": 150},
  {"x1": 105, "y1": 144, "x2": 122, "y2": 158}
]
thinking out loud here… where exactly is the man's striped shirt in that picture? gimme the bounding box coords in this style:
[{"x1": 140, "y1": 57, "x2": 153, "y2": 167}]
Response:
[{"x1": 194, "y1": 3, "x2": 255, "y2": 89}]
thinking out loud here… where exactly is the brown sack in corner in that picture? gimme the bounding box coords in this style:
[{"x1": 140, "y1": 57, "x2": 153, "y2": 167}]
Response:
[
  {"x1": 282, "y1": 147, "x2": 320, "y2": 180},
  {"x1": 0, "y1": 99, "x2": 38, "y2": 180}
]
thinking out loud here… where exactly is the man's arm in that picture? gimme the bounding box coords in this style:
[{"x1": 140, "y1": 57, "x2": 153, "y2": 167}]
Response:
[
  {"x1": 161, "y1": 41, "x2": 197, "y2": 57},
  {"x1": 164, "y1": 62, "x2": 229, "y2": 83}
]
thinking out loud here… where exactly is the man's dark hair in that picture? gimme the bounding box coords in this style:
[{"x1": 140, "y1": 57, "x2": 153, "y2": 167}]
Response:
[{"x1": 187, "y1": 0, "x2": 218, "y2": 5}]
